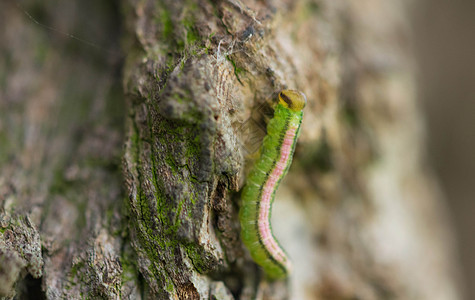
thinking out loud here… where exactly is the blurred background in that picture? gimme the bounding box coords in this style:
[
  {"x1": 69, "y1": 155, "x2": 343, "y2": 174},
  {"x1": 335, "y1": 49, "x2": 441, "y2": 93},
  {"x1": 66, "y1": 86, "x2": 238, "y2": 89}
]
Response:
[{"x1": 414, "y1": 0, "x2": 475, "y2": 298}]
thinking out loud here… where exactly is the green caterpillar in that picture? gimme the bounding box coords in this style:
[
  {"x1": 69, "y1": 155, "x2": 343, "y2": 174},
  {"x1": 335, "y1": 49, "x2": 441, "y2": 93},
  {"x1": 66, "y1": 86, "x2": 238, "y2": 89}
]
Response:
[{"x1": 240, "y1": 90, "x2": 306, "y2": 279}]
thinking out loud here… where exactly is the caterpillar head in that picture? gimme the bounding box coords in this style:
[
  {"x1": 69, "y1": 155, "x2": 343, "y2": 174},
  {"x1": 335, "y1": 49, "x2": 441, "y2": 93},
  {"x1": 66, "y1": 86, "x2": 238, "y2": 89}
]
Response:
[{"x1": 278, "y1": 90, "x2": 307, "y2": 112}]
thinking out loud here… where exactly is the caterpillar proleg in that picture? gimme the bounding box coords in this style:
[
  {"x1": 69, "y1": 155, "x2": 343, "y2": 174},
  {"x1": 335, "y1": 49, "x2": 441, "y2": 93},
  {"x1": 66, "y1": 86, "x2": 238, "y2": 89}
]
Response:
[{"x1": 240, "y1": 90, "x2": 306, "y2": 279}]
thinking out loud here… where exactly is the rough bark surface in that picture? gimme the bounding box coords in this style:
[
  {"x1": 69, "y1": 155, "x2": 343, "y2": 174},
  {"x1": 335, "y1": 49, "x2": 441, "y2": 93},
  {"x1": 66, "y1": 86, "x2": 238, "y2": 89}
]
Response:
[
  {"x1": 0, "y1": 1, "x2": 134, "y2": 298},
  {"x1": 0, "y1": 0, "x2": 462, "y2": 299}
]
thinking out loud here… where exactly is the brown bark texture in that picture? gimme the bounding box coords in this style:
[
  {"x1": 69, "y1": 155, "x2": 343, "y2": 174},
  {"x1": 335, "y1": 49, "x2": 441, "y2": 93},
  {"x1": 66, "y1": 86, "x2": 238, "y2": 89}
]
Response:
[{"x1": 0, "y1": 0, "x2": 462, "y2": 299}]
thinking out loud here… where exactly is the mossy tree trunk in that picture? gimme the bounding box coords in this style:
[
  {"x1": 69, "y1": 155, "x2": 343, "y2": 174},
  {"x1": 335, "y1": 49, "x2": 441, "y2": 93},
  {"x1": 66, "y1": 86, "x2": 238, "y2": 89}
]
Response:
[{"x1": 0, "y1": 0, "x2": 462, "y2": 299}]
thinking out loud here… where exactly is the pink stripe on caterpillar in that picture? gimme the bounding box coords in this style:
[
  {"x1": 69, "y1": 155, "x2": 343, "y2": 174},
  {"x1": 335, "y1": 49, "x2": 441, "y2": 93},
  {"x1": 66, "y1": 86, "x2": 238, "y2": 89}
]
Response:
[{"x1": 258, "y1": 126, "x2": 297, "y2": 269}]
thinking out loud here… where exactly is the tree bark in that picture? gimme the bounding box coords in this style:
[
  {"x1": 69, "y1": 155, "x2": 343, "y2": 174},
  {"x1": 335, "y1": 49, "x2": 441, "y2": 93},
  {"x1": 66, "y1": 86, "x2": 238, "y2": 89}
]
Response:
[
  {"x1": 0, "y1": 0, "x2": 132, "y2": 298},
  {"x1": 0, "y1": 0, "x2": 462, "y2": 299}
]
